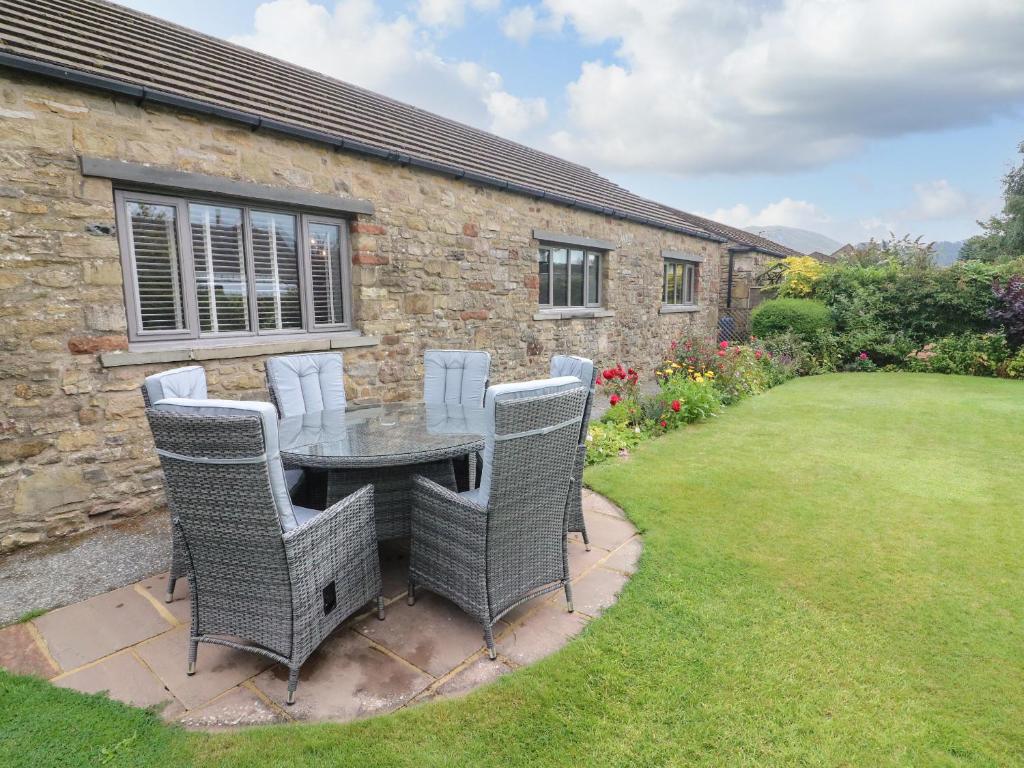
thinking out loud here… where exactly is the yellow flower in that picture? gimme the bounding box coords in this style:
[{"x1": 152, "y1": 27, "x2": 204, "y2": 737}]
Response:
[{"x1": 671, "y1": 363, "x2": 681, "y2": 369}]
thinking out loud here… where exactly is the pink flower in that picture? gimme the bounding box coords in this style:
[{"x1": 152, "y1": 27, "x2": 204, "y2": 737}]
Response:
[
  {"x1": 670, "y1": 341, "x2": 678, "y2": 350},
  {"x1": 719, "y1": 341, "x2": 729, "y2": 349},
  {"x1": 609, "y1": 394, "x2": 621, "y2": 406},
  {"x1": 858, "y1": 352, "x2": 869, "y2": 360},
  {"x1": 755, "y1": 350, "x2": 763, "y2": 360},
  {"x1": 717, "y1": 350, "x2": 726, "y2": 357}
]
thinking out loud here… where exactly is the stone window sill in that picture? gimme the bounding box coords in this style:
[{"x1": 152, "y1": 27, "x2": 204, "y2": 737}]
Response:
[
  {"x1": 100, "y1": 333, "x2": 379, "y2": 368},
  {"x1": 533, "y1": 308, "x2": 615, "y2": 321},
  {"x1": 659, "y1": 304, "x2": 700, "y2": 314}
]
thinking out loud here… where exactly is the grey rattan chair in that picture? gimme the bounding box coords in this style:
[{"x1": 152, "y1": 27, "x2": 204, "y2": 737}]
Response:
[
  {"x1": 265, "y1": 352, "x2": 346, "y2": 417},
  {"x1": 423, "y1": 349, "x2": 491, "y2": 490},
  {"x1": 408, "y1": 377, "x2": 587, "y2": 658},
  {"x1": 146, "y1": 397, "x2": 383, "y2": 705},
  {"x1": 550, "y1": 355, "x2": 598, "y2": 550},
  {"x1": 141, "y1": 366, "x2": 207, "y2": 602}
]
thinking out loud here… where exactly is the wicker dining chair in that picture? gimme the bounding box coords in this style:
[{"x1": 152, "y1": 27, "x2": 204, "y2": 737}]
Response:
[
  {"x1": 423, "y1": 349, "x2": 491, "y2": 490},
  {"x1": 408, "y1": 377, "x2": 587, "y2": 658},
  {"x1": 550, "y1": 355, "x2": 598, "y2": 550},
  {"x1": 140, "y1": 366, "x2": 207, "y2": 603},
  {"x1": 146, "y1": 397, "x2": 383, "y2": 705},
  {"x1": 265, "y1": 352, "x2": 347, "y2": 417}
]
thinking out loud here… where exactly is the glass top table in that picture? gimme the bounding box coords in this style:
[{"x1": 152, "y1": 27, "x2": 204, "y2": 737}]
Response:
[{"x1": 279, "y1": 402, "x2": 486, "y2": 470}]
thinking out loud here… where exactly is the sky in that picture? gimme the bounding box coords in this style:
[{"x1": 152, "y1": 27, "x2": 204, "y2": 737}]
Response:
[{"x1": 116, "y1": 0, "x2": 1024, "y2": 246}]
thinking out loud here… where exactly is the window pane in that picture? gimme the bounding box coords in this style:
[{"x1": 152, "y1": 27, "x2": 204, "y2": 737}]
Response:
[
  {"x1": 251, "y1": 211, "x2": 302, "y2": 331},
  {"x1": 685, "y1": 263, "x2": 696, "y2": 304},
  {"x1": 309, "y1": 222, "x2": 346, "y2": 326},
  {"x1": 674, "y1": 264, "x2": 684, "y2": 304},
  {"x1": 190, "y1": 203, "x2": 249, "y2": 333},
  {"x1": 569, "y1": 249, "x2": 585, "y2": 306},
  {"x1": 587, "y1": 252, "x2": 600, "y2": 305},
  {"x1": 551, "y1": 248, "x2": 568, "y2": 306},
  {"x1": 538, "y1": 248, "x2": 551, "y2": 305},
  {"x1": 127, "y1": 201, "x2": 185, "y2": 332},
  {"x1": 663, "y1": 261, "x2": 671, "y2": 303}
]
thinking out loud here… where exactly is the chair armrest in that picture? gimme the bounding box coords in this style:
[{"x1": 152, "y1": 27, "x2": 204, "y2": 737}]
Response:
[{"x1": 283, "y1": 484, "x2": 381, "y2": 659}]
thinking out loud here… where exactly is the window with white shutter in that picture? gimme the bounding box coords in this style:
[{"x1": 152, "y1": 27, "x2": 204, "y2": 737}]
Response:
[{"x1": 115, "y1": 191, "x2": 354, "y2": 345}]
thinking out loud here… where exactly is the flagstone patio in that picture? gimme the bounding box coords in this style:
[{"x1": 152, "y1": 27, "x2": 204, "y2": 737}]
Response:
[{"x1": 0, "y1": 490, "x2": 639, "y2": 730}]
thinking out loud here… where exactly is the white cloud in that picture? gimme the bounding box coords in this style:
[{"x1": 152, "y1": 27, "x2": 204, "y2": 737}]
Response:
[
  {"x1": 415, "y1": 0, "x2": 499, "y2": 28},
  {"x1": 905, "y1": 179, "x2": 971, "y2": 220},
  {"x1": 703, "y1": 198, "x2": 830, "y2": 230},
  {"x1": 232, "y1": 0, "x2": 546, "y2": 137},
  {"x1": 500, "y1": 4, "x2": 562, "y2": 43},
  {"x1": 536, "y1": 0, "x2": 1024, "y2": 174}
]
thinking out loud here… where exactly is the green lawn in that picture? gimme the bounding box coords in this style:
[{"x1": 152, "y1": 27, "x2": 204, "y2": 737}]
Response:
[{"x1": 4, "y1": 373, "x2": 1023, "y2": 767}]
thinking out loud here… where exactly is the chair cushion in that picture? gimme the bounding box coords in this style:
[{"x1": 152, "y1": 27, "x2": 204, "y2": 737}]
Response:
[
  {"x1": 143, "y1": 365, "x2": 207, "y2": 405},
  {"x1": 266, "y1": 353, "x2": 346, "y2": 418},
  {"x1": 285, "y1": 468, "x2": 304, "y2": 493},
  {"x1": 152, "y1": 398, "x2": 299, "y2": 532},
  {"x1": 423, "y1": 350, "x2": 491, "y2": 406},
  {"x1": 550, "y1": 355, "x2": 595, "y2": 394},
  {"x1": 475, "y1": 376, "x2": 584, "y2": 507},
  {"x1": 292, "y1": 505, "x2": 321, "y2": 528}
]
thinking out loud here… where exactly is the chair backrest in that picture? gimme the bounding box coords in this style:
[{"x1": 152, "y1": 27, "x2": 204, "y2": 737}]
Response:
[
  {"x1": 478, "y1": 379, "x2": 588, "y2": 616},
  {"x1": 423, "y1": 350, "x2": 491, "y2": 406},
  {"x1": 549, "y1": 355, "x2": 597, "y2": 443},
  {"x1": 265, "y1": 352, "x2": 346, "y2": 417},
  {"x1": 145, "y1": 398, "x2": 297, "y2": 656},
  {"x1": 141, "y1": 365, "x2": 207, "y2": 407},
  {"x1": 148, "y1": 398, "x2": 301, "y2": 533}
]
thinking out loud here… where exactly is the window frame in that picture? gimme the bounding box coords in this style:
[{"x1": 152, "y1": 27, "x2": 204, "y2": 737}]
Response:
[
  {"x1": 537, "y1": 244, "x2": 604, "y2": 309},
  {"x1": 114, "y1": 189, "x2": 354, "y2": 345},
  {"x1": 662, "y1": 257, "x2": 699, "y2": 308}
]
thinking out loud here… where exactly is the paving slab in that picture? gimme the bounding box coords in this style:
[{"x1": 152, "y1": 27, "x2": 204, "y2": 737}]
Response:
[
  {"x1": 571, "y1": 567, "x2": 630, "y2": 617},
  {"x1": 135, "y1": 625, "x2": 272, "y2": 709},
  {"x1": 0, "y1": 623, "x2": 58, "y2": 678},
  {"x1": 53, "y1": 650, "x2": 183, "y2": 718},
  {"x1": 33, "y1": 586, "x2": 173, "y2": 670},
  {"x1": 135, "y1": 574, "x2": 190, "y2": 624},
  {"x1": 567, "y1": 538, "x2": 611, "y2": 579},
  {"x1": 354, "y1": 591, "x2": 495, "y2": 677},
  {"x1": 253, "y1": 629, "x2": 432, "y2": 721},
  {"x1": 178, "y1": 685, "x2": 286, "y2": 730},
  {"x1": 581, "y1": 489, "x2": 627, "y2": 520},
  {"x1": 603, "y1": 537, "x2": 643, "y2": 575},
  {"x1": 582, "y1": 510, "x2": 637, "y2": 551},
  {"x1": 430, "y1": 656, "x2": 512, "y2": 700},
  {"x1": 496, "y1": 600, "x2": 589, "y2": 667},
  {"x1": 377, "y1": 540, "x2": 411, "y2": 599}
]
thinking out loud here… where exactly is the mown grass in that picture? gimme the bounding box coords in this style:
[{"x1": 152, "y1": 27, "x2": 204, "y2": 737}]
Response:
[{"x1": 3, "y1": 373, "x2": 1022, "y2": 767}]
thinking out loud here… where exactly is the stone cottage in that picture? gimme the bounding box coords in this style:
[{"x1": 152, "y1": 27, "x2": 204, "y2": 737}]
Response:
[{"x1": 0, "y1": 0, "x2": 791, "y2": 551}]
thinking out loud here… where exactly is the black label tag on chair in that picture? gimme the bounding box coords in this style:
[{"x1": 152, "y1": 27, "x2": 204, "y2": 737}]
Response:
[{"x1": 323, "y1": 582, "x2": 337, "y2": 615}]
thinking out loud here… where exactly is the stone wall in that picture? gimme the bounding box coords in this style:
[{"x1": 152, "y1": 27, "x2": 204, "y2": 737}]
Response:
[
  {"x1": 0, "y1": 71, "x2": 721, "y2": 551},
  {"x1": 718, "y1": 249, "x2": 774, "y2": 340}
]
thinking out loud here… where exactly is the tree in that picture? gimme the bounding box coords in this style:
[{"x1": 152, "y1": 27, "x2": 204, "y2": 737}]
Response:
[
  {"x1": 837, "y1": 233, "x2": 936, "y2": 269},
  {"x1": 960, "y1": 141, "x2": 1024, "y2": 263}
]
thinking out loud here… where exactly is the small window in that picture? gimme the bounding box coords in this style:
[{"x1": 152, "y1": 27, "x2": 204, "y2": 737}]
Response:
[
  {"x1": 116, "y1": 190, "x2": 353, "y2": 344},
  {"x1": 663, "y1": 259, "x2": 698, "y2": 306},
  {"x1": 538, "y1": 244, "x2": 603, "y2": 308}
]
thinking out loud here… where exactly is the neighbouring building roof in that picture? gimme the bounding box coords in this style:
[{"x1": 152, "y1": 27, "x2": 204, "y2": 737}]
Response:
[{"x1": 0, "y1": 0, "x2": 792, "y2": 255}]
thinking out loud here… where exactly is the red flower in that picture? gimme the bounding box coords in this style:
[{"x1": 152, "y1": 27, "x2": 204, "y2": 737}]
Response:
[
  {"x1": 603, "y1": 369, "x2": 615, "y2": 381},
  {"x1": 609, "y1": 394, "x2": 621, "y2": 406},
  {"x1": 755, "y1": 350, "x2": 763, "y2": 360},
  {"x1": 670, "y1": 341, "x2": 678, "y2": 350},
  {"x1": 671, "y1": 400, "x2": 681, "y2": 412},
  {"x1": 660, "y1": 420, "x2": 667, "y2": 428},
  {"x1": 717, "y1": 350, "x2": 726, "y2": 357},
  {"x1": 719, "y1": 340, "x2": 729, "y2": 349}
]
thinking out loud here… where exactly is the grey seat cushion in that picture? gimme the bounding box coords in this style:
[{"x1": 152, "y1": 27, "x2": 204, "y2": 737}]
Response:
[
  {"x1": 292, "y1": 505, "x2": 321, "y2": 528},
  {"x1": 152, "y1": 398, "x2": 300, "y2": 532},
  {"x1": 143, "y1": 365, "x2": 207, "y2": 405},
  {"x1": 423, "y1": 350, "x2": 491, "y2": 406},
  {"x1": 266, "y1": 353, "x2": 346, "y2": 418},
  {"x1": 285, "y1": 468, "x2": 304, "y2": 493},
  {"x1": 550, "y1": 355, "x2": 595, "y2": 395}
]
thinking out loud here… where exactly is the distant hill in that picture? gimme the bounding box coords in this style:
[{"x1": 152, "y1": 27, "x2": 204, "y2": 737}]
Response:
[
  {"x1": 743, "y1": 225, "x2": 842, "y2": 256},
  {"x1": 931, "y1": 241, "x2": 964, "y2": 266}
]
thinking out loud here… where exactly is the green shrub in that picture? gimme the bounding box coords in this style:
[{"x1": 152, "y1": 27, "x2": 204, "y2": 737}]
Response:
[
  {"x1": 916, "y1": 332, "x2": 1011, "y2": 377},
  {"x1": 585, "y1": 420, "x2": 642, "y2": 465},
  {"x1": 752, "y1": 298, "x2": 832, "y2": 340},
  {"x1": 657, "y1": 375, "x2": 723, "y2": 421}
]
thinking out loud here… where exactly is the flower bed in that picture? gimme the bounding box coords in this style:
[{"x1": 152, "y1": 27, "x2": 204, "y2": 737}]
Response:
[{"x1": 587, "y1": 338, "x2": 795, "y2": 464}]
